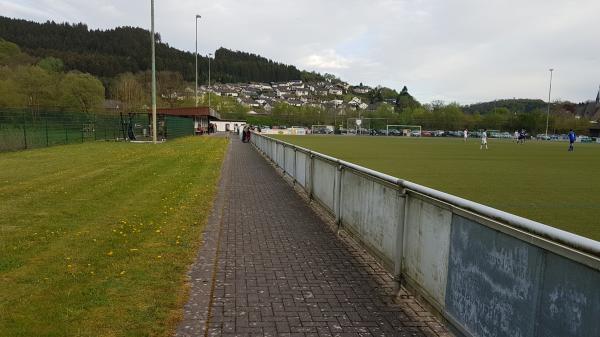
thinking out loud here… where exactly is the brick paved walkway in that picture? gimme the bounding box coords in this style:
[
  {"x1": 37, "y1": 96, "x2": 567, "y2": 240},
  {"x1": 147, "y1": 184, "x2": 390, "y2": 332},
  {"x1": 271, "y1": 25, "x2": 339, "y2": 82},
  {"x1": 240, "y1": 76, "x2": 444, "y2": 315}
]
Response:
[{"x1": 177, "y1": 136, "x2": 452, "y2": 337}]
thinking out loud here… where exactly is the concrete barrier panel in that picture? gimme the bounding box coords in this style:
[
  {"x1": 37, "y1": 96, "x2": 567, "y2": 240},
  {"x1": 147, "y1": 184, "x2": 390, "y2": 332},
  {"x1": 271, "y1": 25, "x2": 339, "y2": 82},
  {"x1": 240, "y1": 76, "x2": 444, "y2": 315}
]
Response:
[
  {"x1": 340, "y1": 170, "x2": 402, "y2": 267},
  {"x1": 446, "y1": 215, "x2": 544, "y2": 337},
  {"x1": 536, "y1": 253, "x2": 600, "y2": 337},
  {"x1": 276, "y1": 143, "x2": 285, "y2": 168},
  {"x1": 312, "y1": 158, "x2": 336, "y2": 212},
  {"x1": 284, "y1": 147, "x2": 295, "y2": 176},
  {"x1": 403, "y1": 197, "x2": 452, "y2": 307},
  {"x1": 295, "y1": 151, "x2": 307, "y2": 188}
]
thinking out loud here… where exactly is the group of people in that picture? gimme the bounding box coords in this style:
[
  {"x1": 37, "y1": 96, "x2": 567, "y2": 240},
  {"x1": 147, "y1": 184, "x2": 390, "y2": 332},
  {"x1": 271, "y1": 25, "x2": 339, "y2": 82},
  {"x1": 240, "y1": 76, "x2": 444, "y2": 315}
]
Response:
[
  {"x1": 462, "y1": 128, "x2": 488, "y2": 150},
  {"x1": 235, "y1": 124, "x2": 252, "y2": 143},
  {"x1": 462, "y1": 128, "x2": 578, "y2": 151},
  {"x1": 195, "y1": 123, "x2": 216, "y2": 135},
  {"x1": 514, "y1": 129, "x2": 527, "y2": 144}
]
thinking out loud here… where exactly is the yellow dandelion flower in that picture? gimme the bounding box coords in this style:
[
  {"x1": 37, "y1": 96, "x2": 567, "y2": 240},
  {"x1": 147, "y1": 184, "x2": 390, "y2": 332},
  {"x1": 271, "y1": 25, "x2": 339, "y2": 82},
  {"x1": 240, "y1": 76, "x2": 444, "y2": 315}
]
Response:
[
  {"x1": 155, "y1": 229, "x2": 161, "y2": 233},
  {"x1": 129, "y1": 248, "x2": 138, "y2": 252},
  {"x1": 107, "y1": 251, "x2": 113, "y2": 256},
  {"x1": 120, "y1": 271, "x2": 126, "y2": 275},
  {"x1": 156, "y1": 255, "x2": 162, "y2": 259}
]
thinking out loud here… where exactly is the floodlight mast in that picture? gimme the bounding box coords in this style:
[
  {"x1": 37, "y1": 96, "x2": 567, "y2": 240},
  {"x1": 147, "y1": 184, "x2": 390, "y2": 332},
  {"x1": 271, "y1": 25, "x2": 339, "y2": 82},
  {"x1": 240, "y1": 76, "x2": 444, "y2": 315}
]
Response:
[
  {"x1": 151, "y1": 0, "x2": 157, "y2": 144},
  {"x1": 195, "y1": 15, "x2": 201, "y2": 107},
  {"x1": 545, "y1": 68, "x2": 554, "y2": 138}
]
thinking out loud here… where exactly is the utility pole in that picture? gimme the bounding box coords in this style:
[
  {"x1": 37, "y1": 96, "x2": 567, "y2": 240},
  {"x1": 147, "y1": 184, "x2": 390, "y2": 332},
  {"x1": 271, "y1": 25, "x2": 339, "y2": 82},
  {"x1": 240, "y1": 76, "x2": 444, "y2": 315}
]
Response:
[
  {"x1": 151, "y1": 0, "x2": 157, "y2": 143},
  {"x1": 195, "y1": 15, "x2": 201, "y2": 107},
  {"x1": 545, "y1": 68, "x2": 554, "y2": 138}
]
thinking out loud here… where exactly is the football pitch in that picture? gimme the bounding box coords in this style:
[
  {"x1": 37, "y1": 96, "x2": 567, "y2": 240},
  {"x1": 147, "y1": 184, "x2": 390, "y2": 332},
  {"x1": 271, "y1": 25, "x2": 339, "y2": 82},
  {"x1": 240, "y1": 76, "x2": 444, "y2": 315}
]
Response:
[{"x1": 275, "y1": 135, "x2": 600, "y2": 242}]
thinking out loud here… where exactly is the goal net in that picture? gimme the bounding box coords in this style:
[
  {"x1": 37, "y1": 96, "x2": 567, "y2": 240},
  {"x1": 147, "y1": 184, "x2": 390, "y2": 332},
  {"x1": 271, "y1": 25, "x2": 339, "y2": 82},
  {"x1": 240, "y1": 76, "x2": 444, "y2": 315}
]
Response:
[
  {"x1": 310, "y1": 125, "x2": 334, "y2": 135},
  {"x1": 346, "y1": 118, "x2": 389, "y2": 135},
  {"x1": 386, "y1": 124, "x2": 422, "y2": 136}
]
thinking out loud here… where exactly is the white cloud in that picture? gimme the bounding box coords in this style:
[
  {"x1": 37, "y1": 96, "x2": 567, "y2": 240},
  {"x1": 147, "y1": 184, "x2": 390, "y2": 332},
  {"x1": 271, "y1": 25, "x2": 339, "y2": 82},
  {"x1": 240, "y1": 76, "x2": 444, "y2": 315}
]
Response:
[
  {"x1": 303, "y1": 50, "x2": 351, "y2": 70},
  {"x1": 2, "y1": 0, "x2": 599, "y2": 104}
]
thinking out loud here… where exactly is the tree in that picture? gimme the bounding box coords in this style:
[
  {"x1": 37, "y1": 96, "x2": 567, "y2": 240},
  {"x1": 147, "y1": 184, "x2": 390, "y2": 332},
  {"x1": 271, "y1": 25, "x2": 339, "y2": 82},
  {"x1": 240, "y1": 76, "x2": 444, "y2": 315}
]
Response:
[
  {"x1": 60, "y1": 72, "x2": 105, "y2": 112},
  {"x1": 15, "y1": 65, "x2": 54, "y2": 109},
  {"x1": 156, "y1": 71, "x2": 183, "y2": 108},
  {"x1": 38, "y1": 57, "x2": 64, "y2": 73},
  {"x1": 368, "y1": 87, "x2": 384, "y2": 104},
  {"x1": 0, "y1": 38, "x2": 32, "y2": 66},
  {"x1": 111, "y1": 73, "x2": 144, "y2": 113}
]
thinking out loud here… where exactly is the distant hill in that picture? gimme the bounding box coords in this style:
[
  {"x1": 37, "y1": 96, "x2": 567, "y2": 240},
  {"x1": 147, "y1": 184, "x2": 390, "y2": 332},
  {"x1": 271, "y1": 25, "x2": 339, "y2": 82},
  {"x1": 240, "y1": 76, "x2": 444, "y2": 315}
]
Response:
[
  {"x1": 463, "y1": 99, "x2": 548, "y2": 114},
  {"x1": 0, "y1": 16, "x2": 316, "y2": 83}
]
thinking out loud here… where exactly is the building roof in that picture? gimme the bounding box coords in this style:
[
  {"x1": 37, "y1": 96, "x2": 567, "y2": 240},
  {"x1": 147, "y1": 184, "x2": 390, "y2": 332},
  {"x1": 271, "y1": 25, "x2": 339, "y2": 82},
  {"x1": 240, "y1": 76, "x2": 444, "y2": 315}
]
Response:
[{"x1": 144, "y1": 107, "x2": 221, "y2": 120}]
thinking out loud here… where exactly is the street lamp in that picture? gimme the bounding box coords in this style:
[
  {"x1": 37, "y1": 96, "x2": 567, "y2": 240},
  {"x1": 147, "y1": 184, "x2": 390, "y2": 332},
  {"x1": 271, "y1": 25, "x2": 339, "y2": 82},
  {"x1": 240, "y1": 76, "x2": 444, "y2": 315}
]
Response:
[
  {"x1": 195, "y1": 14, "x2": 201, "y2": 107},
  {"x1": 208, "y1": 52, "x2": 212, "y2": 110},
  {"x1": 151, "y1": 0, "x2": 157, "y2": 143},
  {"x1": 545, "y1": 68, "x2": 554, "y2": 137}
]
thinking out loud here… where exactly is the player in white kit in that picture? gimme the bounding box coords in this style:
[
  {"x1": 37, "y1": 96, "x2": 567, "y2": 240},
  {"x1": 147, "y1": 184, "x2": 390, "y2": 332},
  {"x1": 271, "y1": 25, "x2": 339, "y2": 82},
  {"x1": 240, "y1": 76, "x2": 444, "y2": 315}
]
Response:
[{"x1": 480, "y1": 129, "x2": 488, "y2": 150}]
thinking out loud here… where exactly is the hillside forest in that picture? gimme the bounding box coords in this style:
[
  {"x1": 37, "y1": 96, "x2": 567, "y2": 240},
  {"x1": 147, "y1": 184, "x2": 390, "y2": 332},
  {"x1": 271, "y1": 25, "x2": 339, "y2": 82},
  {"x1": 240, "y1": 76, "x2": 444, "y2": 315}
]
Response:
[{"x1": 0, "y1": 16, "x2": 596, "y2": 134}]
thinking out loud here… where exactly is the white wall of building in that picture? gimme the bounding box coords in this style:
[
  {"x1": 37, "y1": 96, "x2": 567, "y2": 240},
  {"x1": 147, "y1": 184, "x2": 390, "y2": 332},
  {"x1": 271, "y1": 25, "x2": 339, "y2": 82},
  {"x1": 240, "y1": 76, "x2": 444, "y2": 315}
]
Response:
[{"x1": 212, "y1": 120, "x2": 246, "y2": 132}]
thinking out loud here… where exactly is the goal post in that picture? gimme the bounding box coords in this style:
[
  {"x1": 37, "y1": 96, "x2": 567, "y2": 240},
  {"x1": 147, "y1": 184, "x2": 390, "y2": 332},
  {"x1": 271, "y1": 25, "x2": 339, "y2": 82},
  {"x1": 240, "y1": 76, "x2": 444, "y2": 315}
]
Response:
[
  {"x1": 346, "y1": 118, "x2": 389, "y2": 135},
  {"x1": 386, "y1": 124, "x2": 422, "y2": 136}
]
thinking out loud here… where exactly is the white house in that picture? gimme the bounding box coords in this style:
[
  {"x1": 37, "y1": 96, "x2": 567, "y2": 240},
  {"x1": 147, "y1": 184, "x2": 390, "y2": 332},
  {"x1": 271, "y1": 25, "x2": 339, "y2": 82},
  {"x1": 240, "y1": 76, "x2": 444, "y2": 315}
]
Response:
[
  {"x1": 212, "y1": 120, "x2": 246, "y2": 132},
  {"x1": 329, "y1": 87, "x2": 343, "y2": 96}
]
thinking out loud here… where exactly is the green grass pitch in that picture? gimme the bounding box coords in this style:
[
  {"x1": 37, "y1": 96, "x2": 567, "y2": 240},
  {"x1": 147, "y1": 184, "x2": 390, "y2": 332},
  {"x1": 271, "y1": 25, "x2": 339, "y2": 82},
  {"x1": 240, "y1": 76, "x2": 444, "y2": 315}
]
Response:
[
  {"x1": 0, "y1": 137, "x2": 228, "y2": 337},
  {"x1": 276, "y1": 135, "x2": 600, "y2": 242}
]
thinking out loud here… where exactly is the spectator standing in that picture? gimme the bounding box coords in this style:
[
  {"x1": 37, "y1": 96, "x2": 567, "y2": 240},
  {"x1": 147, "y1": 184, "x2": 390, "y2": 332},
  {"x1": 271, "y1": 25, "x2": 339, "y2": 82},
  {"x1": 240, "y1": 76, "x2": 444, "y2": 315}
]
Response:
[{"x1": 463, "y1": 129, "x2": 468, "y2": 142}]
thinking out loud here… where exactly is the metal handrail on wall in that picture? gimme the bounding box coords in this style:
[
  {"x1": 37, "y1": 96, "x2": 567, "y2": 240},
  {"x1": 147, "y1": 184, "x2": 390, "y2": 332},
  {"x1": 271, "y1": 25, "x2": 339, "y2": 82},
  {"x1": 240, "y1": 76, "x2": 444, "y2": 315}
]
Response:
[{"x1": 251, "y1": 132, "x2": 600, "y2": 337}]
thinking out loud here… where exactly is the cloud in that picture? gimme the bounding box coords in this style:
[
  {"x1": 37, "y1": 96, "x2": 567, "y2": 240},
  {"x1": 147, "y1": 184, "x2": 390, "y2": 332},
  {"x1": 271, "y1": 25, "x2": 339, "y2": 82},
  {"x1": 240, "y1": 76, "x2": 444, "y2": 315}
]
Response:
[
  {"x1": 302, "y1": 50, "x2": 351, "y2": 70},
  {"x1": 1, "y1": 0, "x2": 599, "y2": 104}
]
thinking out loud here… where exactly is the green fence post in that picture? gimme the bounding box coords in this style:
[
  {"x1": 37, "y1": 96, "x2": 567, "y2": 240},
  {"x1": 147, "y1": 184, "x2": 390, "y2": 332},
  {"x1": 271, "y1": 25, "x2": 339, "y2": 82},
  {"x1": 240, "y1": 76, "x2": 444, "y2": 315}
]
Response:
[
  {"x1": 81, "y1": 129, "x2": 84, "y2": 143},
  {"x1": 65, "y1": 127, "x2": 68, "y2": 143},
  {"x1": 23, "y1": 119, "x2": 28, "y2": 150},
  {"x1": 45, "y1": 119, "x2": 49, "y2": 147}
]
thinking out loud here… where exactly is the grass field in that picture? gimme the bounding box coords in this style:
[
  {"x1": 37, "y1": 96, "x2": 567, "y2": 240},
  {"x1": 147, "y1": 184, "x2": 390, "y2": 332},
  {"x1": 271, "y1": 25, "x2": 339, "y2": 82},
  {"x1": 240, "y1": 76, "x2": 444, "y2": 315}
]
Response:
[
  {"x1": 276, "y1": 135, "x2": 600, "y2": 241},
  {"x1": 0, "y1": 137, "x2": 228, "y2": 337}
]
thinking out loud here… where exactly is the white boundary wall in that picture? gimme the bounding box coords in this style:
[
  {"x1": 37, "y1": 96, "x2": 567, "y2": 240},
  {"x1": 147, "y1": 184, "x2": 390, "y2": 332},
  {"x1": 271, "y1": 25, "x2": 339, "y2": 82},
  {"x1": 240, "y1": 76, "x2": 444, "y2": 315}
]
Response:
[{"x1": 251, "y1": 133, "x2": 600, "y2": 337}]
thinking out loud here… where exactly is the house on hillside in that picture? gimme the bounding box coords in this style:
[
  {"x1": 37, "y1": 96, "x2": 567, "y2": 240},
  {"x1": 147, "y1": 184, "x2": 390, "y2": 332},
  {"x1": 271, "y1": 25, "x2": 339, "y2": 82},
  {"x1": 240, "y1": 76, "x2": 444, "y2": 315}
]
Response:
[
  {"x1": 328, "y1": 87, "x2": 343, "y2": 96},
  {"x1": 353, "y1": 86, "x2": 370, "y2": 94},
  {"x1": 315, "y1": 87, "x2": 329, "y2": 96},
  {"x1": 276, "y1": 87, "x2": 291, "y2": 97},
  {"x1": 238, "y1": 97, "x2": 261, "y2": 108},
  {"x1": 286, "y1": 99, "x2": 304, "y2": 107},
  {"x1": 294, "y1": 88, "x2": 310, "y2": 96},
  {"x1": 221, "y1": 89, "x2": 239, "y2": 97}
]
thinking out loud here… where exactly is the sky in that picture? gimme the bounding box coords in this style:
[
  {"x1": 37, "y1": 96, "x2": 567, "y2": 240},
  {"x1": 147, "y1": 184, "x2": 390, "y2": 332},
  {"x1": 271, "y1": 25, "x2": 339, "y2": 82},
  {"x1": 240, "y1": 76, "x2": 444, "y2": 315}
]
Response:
[{"x1": 2, "y1": 0, "x2": 600, "y2": 104}]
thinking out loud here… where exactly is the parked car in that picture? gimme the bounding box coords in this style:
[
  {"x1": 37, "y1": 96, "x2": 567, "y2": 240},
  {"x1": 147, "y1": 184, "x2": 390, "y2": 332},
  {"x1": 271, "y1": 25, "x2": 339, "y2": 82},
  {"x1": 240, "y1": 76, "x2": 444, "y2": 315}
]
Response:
[
  {"x1": 578, "y1": 136, "x2": 593, "y2": 143},
  {"x1": 421, "y1": 130, "x2": 433, "y2": 137},
  {"x1": 536, "y1": 134, "x2": 551, "y2": 140},
  {"x1": 410, "y1": 130, "x2": 421, "y2": 137}
]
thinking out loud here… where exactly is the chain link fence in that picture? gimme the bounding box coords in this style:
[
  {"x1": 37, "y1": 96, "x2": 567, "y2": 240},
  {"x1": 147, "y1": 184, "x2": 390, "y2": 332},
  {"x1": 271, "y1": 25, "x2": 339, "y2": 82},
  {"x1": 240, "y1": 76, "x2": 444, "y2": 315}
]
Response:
[{"x1": 0, "y1": 109, "x2": 197, "y2": 152}]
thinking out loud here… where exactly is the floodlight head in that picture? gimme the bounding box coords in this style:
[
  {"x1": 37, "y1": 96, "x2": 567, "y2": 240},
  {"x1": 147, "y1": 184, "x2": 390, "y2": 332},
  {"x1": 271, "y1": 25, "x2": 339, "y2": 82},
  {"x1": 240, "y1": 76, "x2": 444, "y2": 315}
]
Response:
[{"x1": 196, "y1": 14, "x2": 201, "y2": 19}]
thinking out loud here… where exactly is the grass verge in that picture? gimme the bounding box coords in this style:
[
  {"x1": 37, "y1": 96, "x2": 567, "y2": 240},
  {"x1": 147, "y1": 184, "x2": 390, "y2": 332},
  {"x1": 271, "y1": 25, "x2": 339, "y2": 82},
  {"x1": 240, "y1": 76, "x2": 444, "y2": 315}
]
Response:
[{"x1": 0, "y1": 136, "x2": 228, "y2": 337}]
